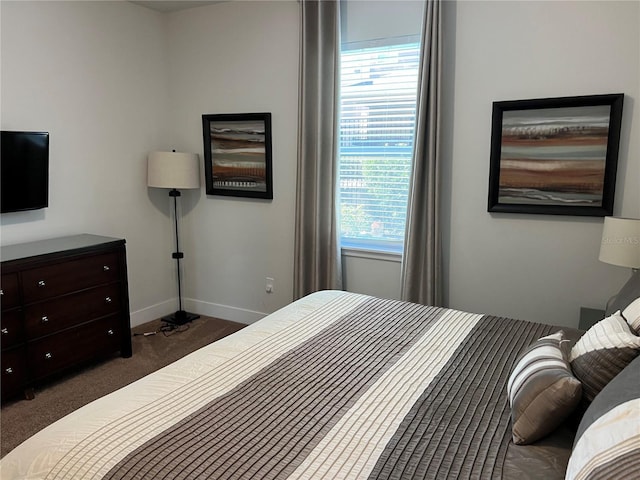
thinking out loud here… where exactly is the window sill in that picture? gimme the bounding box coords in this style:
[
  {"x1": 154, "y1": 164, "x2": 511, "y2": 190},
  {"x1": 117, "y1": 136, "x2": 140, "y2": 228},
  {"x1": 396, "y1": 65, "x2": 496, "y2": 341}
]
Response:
[{"x1": 341, "y1": 247, "x2": 402, "y2": 263}]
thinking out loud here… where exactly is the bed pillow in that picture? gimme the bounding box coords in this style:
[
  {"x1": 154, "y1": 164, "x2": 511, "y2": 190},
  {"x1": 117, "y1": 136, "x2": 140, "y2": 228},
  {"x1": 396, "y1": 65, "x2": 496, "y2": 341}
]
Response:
[
  {"x1": 507, "y1": 331, "x2": 582, "y2": 445},
  {"x1": 569, "y1": 312, "x2": 640, "y2": 403},
  {"x1": 605, "y1": 270, "x2": 640, "y2": 317},
  {"x1": 565, "y1": 355, "x2": 640, "y2": 480},
  {"x1": 622, "y1": 297, "x2": 640, "y2": 333}
]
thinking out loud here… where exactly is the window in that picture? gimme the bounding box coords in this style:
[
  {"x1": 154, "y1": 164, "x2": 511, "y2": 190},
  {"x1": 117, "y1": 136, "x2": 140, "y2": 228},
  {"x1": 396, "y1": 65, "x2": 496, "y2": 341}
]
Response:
[{"x1": 338, "y1": 42, "x2": 421, "y2": 254}]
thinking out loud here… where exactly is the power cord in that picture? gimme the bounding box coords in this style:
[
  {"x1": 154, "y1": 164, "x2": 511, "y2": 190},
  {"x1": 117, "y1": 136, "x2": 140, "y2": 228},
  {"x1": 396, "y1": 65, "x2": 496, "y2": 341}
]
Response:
[
  {"x1": 159, "y1": 322, "x2": 191, "y2": 336},
  {"x1": 132, "y1": 322, "x2": 191, "y2": 338}
]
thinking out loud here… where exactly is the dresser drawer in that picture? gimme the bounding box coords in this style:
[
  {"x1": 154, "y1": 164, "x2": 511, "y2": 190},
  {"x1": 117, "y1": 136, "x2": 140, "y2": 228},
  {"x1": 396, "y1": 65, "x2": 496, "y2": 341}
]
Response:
[
  {"x1": 22, "y1": 252, "x2": 120, "y2": 303},
  {"x1": 28, "y1": 315, "x2": 122, "y2": 380},
  {"x1": 24, "y1": 284, "x2": 121, "y2": 339},
  {"x1": 1, "y1": 273, "x2": 20, "y2": 310},
  {"x1": 1, "y1": 309, "x2": 24, "y2": 348},
  {"x1": 1, "y1": 235, "x2": 131, "y2": 402},
  {"x1": 1, "y1": 347, "x2": 27, "y2": 399}
]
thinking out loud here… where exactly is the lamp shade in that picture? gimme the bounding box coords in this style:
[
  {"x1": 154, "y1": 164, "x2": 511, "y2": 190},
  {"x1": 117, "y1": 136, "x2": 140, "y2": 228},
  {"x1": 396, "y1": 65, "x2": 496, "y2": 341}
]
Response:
[
  {"x1": 147, "y1": 151, "x2": 200, "y2": 189},
  {"x1": 599, "y1": 217, "x2": 640, "y2": 268}
]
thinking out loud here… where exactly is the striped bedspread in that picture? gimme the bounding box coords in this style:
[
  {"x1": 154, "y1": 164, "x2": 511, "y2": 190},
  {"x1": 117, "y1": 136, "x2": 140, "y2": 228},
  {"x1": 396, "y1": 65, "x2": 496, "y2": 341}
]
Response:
[{"x1": 1, "y1": 291, "x2": 565, "y2": 479}]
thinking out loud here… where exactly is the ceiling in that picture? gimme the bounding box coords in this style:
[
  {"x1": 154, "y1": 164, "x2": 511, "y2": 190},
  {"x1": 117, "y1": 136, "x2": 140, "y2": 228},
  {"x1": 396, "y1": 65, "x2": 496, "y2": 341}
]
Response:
[{"x1": 129, "y1": 1, "x2": 223, "y2": 13}]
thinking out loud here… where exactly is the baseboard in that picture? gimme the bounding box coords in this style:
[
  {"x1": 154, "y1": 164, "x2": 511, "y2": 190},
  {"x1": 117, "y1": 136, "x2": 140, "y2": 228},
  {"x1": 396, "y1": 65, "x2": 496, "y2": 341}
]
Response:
[
  {"x1": 129, "y1": 298, "x2": 267, "y2": 328},
  {"x1": 129, "y1": 299, "x2": 176, "y2": 328},
  {"x1": 184, "y1": 298, "x2": 267, "y2": 325}
]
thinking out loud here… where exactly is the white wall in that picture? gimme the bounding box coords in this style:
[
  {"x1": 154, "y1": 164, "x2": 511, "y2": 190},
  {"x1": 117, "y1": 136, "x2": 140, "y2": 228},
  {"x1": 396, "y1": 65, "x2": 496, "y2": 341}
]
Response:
[
  {"x1": 323, "y1": 0, "x2": 640, "y2": 327},
  {"x1": 332, "y1": 0, "x2": 640, "y2": 327},
  {"x1": 341, "y1": 0, "x2": 423, "y2": 44},
  {"x1": 339, "y1": 0, "x2": 423, "y2": 301},
  {"x1": 1, "y1": 1, "x2": 637, "y2": 329},
  {"x1": 165, "y1": 0, "x2": 300, "y2": 321},
  {"x1": 444, "y1": 0, "x2": 640, "y2": 326},
  {"x1": 0, "y1": 1, "x2": 176, "y2": 325}
]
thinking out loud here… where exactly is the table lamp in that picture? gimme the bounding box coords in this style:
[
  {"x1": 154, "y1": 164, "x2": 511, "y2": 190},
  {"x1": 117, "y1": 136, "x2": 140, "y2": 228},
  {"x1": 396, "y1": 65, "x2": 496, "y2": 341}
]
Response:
[{"x1": 599, "y1": 216, "x2": 640, "y2": 312}]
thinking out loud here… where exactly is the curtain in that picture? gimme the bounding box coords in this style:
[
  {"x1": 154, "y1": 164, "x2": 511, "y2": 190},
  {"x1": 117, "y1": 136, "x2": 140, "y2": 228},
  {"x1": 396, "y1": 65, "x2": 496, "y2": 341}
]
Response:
[
  {"x1": 293, "y1": 0, "x2": 343, "y2": 300},
  {"x1": 400, "y1": 0, "x2": 443, "y2": 306}
]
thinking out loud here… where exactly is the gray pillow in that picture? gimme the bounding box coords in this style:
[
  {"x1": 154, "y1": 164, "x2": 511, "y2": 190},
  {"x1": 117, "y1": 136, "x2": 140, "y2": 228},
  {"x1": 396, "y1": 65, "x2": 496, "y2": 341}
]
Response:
[
  {"x1": 606, "y1": 269, "x2": 640, "y2": 316},
  {"x1": 565, "y1": 355, "x2": 640, "y2": 480}
]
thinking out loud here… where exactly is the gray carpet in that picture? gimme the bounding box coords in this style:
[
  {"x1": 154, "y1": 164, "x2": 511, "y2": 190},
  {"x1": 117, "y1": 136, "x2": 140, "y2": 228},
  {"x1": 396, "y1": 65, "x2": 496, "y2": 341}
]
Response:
[{"x1": 0, "y1": 316, "x2": 245, "y2": 458}]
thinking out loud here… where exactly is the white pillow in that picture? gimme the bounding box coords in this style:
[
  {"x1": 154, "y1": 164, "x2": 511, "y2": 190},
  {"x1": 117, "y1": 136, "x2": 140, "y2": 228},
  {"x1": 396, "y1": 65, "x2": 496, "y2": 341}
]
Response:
[
  {"x1": 622, "y1": 297, "x2": 640, "y2": 333},
  {"x1": 570, "y1": 312, "x2": 640, "y2": 402}
]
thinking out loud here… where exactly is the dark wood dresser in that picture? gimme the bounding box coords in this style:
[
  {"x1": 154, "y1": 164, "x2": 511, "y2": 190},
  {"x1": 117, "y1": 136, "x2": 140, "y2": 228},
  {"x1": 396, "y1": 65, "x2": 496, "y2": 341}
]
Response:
[{"x1": 1, "y1": 234, "x2": 132, "y2": 401}]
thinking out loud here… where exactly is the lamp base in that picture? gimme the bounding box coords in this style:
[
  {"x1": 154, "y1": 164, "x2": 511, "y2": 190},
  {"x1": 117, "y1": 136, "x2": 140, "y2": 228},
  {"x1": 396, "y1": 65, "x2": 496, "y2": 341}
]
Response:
[{"x1": 162, "y1": 310, "x2": 200, "y2": 326}]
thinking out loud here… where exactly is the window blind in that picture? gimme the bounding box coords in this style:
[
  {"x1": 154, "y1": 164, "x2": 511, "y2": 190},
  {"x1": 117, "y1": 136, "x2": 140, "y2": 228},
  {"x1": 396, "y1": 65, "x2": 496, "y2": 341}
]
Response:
[{"x1": 338, "y1": 43, "x2": 421, "y2": 252}]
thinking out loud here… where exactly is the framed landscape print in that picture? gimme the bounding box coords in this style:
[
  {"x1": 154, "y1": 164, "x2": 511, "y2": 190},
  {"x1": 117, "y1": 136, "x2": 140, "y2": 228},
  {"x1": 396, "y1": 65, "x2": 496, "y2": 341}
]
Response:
[
  {"x1": 488, "y1": 94, "x2": 623, "y2": 216},
  {"x1": 202, "y1": 112, "x2": 273, "y2": 199}
]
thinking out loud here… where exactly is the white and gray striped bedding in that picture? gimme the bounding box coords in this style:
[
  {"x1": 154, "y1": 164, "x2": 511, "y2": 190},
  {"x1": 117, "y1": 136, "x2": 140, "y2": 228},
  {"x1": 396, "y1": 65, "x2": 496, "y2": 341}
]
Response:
[{"x1": 0, "y1": 291, "x2": 573, "y2": 480}]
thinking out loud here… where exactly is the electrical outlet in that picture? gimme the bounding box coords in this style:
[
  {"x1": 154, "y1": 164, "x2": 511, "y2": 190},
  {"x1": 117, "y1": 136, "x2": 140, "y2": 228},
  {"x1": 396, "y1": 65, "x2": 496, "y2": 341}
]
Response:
[{"x1": 266, "y1": 277, "x2": 274, "y2": 293}]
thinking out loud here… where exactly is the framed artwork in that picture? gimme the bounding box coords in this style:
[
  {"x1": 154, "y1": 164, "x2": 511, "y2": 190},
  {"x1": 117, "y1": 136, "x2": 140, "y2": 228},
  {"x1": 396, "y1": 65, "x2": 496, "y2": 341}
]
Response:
[
  {"x1": 488, "y1": 94, "x2": 624, "y2": 216},
  {"x1": 202, "y1": 112, "x2": 273, "y2": 199}
]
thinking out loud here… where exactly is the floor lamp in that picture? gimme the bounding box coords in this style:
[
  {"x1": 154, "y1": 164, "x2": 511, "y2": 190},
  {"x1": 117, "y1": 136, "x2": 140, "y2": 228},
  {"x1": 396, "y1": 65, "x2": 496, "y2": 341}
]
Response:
[{"x1": 148, "y1": 151, "x2": 201, "y2": 326}]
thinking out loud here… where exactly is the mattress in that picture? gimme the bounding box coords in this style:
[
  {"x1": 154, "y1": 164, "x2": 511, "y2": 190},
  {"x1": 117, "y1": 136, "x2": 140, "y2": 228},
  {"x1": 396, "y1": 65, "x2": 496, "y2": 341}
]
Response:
[{"x1": 0, "y1": 290, "x2": 574, "y2": 479}]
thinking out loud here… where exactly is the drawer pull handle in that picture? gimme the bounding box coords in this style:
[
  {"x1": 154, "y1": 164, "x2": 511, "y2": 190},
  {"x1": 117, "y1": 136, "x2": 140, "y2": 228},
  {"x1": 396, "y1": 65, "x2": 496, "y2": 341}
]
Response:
[
  {"x1": 38, "y1": 280, "x2": 46, "y2": 287},
  {"x1": 1, "y1": 328, "x2": 8, "y2": 335},
  {"x1": 105, "y1": 296, "x2": 112, "y2": 304},
  {"x1": 103, "y1": 265, "x2": 110, "y2": 272},
  {"x1": 45, "y1": 352, "x2": 52, "y2": 360},
  {"x1": 41, "y1": 316, "x2": 49, "y2": 323},
  {"x1": 107, "y1": 329, "x2": 114, "y2": 336},
  {"x1": 5, "y1": 367, "x2": 13, "y2": 374}
]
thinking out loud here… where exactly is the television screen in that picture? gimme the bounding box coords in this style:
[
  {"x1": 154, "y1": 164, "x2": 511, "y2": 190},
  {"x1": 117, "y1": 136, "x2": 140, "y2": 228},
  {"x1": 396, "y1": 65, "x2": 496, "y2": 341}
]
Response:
[{"x1": 1, "y1": 131, "x2": 49, "y2": 214}]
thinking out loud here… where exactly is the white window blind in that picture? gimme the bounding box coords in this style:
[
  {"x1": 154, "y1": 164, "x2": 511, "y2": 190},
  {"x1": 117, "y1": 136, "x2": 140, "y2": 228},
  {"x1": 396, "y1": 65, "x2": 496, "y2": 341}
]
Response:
[{"x1": 338, "y1": 42, "x2": 421, "y2": 253}]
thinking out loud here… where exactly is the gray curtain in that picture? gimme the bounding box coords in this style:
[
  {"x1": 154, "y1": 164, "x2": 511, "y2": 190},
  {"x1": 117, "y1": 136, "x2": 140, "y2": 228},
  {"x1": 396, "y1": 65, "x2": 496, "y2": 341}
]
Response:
[
  {"x1": 401, "y1": 0, "x2": 443, "y2": 306},
  {"x1": 293, "y1": 0, "x2": 343, "y2": 300}
]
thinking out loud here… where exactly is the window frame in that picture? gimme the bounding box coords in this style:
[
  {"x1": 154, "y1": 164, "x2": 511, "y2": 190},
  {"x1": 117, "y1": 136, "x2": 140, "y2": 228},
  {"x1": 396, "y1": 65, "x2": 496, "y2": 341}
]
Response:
[{"x1": 337, "y1": 37, "x2": 422, "y2": 256}]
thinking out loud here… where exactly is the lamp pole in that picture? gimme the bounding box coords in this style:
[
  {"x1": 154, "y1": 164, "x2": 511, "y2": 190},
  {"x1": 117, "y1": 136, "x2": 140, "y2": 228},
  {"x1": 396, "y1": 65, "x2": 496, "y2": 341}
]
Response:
[
  {"x1": 163, "y1": 188, "x2": 199, "y2": 325},
  {"x1": 170, "y1": 189, "x2": 184, "y2": 313}
]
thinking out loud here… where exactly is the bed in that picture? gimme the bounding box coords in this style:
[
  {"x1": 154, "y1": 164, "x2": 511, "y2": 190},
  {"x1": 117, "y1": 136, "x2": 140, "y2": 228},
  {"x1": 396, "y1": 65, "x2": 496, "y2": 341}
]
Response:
[{"x1": 1, "y1": 290, "x2": 638, "y2": 479}]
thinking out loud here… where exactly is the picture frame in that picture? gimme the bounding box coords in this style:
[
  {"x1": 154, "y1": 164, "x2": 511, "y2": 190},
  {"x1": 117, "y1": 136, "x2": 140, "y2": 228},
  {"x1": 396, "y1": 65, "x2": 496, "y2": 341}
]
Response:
[
  {"x1": 488, "y1": 93, "x2": 624, "y2": 216},
  {"x1": 202, "y1": 112, "x2": 273, "y2": 199}
]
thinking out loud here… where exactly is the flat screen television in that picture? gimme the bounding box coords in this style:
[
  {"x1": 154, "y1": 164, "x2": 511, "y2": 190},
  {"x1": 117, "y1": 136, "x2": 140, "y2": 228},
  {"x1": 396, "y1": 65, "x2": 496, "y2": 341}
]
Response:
[{"x1": 1, "y1": 131, "x2": 49, "y2": 214}]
